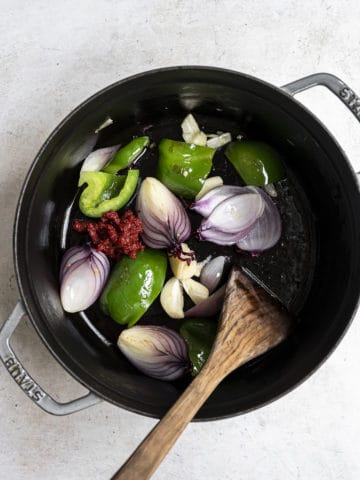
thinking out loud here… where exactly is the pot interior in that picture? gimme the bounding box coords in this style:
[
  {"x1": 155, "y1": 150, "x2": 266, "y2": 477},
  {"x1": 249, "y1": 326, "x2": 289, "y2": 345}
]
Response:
[{"x1": 16, "y1": 67, "x2": 360, "y2": 419}]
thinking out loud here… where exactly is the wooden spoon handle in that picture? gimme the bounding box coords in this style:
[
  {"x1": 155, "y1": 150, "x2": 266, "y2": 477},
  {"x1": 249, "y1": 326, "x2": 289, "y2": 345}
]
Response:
[
  {"x1": 111, "y1": 267, "x2": 292, "y2": 480},
  {"x1": 111, "y1": 364, "x2": 222, "y2": 480}
]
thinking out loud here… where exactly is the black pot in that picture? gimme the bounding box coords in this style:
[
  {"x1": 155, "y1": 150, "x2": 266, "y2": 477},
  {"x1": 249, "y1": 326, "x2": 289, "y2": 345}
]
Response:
[{"x1": 1, "y1": 67, "x2": 359, "y2": 418}]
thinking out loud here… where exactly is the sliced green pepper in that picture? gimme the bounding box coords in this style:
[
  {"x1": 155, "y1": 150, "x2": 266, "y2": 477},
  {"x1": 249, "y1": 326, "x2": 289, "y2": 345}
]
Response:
[
  {"x1": 102, "y1": 136, "x2": 149, "y2": 174},
  {"x1": 157, "y1": 139, "x2": 215, "y2": 198},
  {"x1": 78, "y1": 169, "x2": 139, "y2": 218},
  {"x1": 225, "y1": 141, "x2": 284, "y2": 186},
  {"x1": 100, "y1": 249, "x2": 167, "y2": 327},
  {"x1": 180, "y1": 318, "x2": 217, "y2": 376}
]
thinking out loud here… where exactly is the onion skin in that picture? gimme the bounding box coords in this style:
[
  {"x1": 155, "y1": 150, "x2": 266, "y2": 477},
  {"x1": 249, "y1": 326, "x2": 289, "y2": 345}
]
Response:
[
  {"x1": 200, "y1": 256, "x2": 228, "y2": 293},
  {"x1": 117, "y1": 326, "x2": 190, "y2": 381},
  {"x1": 185, "y1": 285, "x2": 226, "y2": 318},
  {"x1": 136, "y1": 177, "x2": 192, "y2": 260},
  {"x1": 95, "y1": 117, "x2": 113, "y2": 133},
  {"x1": 60, "y1": 244, "x2": 110, "y2": 313}
]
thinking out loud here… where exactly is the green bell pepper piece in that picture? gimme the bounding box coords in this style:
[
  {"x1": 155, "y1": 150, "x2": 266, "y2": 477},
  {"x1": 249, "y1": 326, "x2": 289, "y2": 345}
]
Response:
[
  {"x1": 157, "y1": 139, "x2": 215, "y2": 198},
  {"x1": 78, "y1": 169, "x2": 139, "y2": 218},
  {"x1": 180, "y1": 318, "x2": 217, "y2": 376},
  {"x1": 100, "y1": 249, "x2": 167, "y2": 327},
  {"x1": 225, "y1": 141, "x2": 284, "y2": 186},
  {"x1": 102, "y1": 136, "x2": 150, "y2": 174}
]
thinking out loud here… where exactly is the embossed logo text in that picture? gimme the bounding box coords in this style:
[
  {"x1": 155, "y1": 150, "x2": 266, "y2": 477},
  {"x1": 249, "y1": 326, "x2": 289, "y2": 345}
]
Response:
[
  {"x1": 5, "y1": 356, "x2": 45, "y2": 402},
  {"x1": 339, "y1": 87, "x2": 360, "y2": 118}
]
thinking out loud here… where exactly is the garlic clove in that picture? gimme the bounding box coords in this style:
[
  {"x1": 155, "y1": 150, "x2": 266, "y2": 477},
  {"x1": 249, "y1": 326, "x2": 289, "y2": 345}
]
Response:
[
  {"x1": 160, "y1": 277, "x2": 184, "y2": 319},
  {"x1": 195, "y1": 176, "x2": 224, "y2": 201},
  {"x1": 189, "y1": 131, "x2": 208, "y2": 146},
  {"x1": 181, "y1": 114, "x2": 207, "y2": 146},
  {"x1": 206, "y1": 132, "x2": 232, "y2": 149},
  {"x1": 182, "y1": 278, "x2": 209, "y2": 305},
  {"x1": 169, "y1": 243, "x2": 197, "y2": 280}
]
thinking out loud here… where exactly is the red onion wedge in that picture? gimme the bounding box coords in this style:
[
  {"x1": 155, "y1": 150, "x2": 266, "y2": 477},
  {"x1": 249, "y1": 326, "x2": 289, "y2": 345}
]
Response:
[
  {"x1": 60, "y1": 245, "x2": 90, "y2": 283},
  {"x1": 60, "y1": 244, "x2": 110, "y2": 313},
  {"x1": 236, "y1": 188, "x2": 282, "y2": 254},
  {"x1": 185, "y1": 285, "x2": 226, "y2": 317},
  {"x1": 136, "y1": 177, "x2": 192, "y2": 261},
  {"x1": 199, "y1": 192, "x2": 264, "y2": 235},
  {"x1": 80, "y1": 144, "x2": 120, "y2": 172},
  {"x1": 191, "y1": 185, "x2": 248, "y2": 218},
  {"x1": 117, "y1": 326, "x2": 190, "y2": 381},
  {"x1": 196, "y1": 184, "x2": 282, "y2": 253}
]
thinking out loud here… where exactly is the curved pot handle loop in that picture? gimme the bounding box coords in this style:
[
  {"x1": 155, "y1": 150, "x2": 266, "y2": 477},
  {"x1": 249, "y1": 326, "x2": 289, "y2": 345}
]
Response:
[
  {"x1": 0, "y1": 302, "x2": 101, "y2": 415},
  {"x1": 282, "y1": 73, "x2": 360, "y2": 124}
]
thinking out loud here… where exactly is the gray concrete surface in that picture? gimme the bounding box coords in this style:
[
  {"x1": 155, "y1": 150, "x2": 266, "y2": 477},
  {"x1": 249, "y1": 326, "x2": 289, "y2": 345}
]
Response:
[{"x1": 1, "y1": 1, "x2": 360, "y2": 479}]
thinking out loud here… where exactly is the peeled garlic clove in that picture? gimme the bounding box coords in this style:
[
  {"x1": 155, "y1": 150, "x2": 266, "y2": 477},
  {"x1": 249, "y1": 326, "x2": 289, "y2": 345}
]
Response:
[
  {"x1": 190, "y1": 131, "x2": 208, "y2": 146},
  {"x1": 195, "y1": 176, "x2": 224, "y2": 201},
  {"x1": 206, "y1": 132, "x2": 232, "y2": 149},
  {"x1": 181, "y1": 113, "x2": 199, "y2": 138},
  {"x1": 169, "y1": 243, "x2": 197, "y2": 280},
  {"x1": 181, "y1": 114, "x2": 207, "y2": 146},
  {"x1": 160, "y1": 277, "x2": 184, "y2": 319},
  {"x1": 182, "y1": 278, "x2": 209, "y2": 305}
]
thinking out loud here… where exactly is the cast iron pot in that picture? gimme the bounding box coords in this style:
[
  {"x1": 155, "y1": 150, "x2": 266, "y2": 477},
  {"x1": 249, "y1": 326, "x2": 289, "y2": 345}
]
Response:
[{"x1": 1, "y1": 67, "x2": 360, "y2": 418}]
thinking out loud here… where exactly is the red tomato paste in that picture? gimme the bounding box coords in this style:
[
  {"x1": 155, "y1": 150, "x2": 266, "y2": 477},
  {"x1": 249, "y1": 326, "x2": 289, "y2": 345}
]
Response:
[{"x1": 73, "y1": 210, "x2": 144, "y2": 260}]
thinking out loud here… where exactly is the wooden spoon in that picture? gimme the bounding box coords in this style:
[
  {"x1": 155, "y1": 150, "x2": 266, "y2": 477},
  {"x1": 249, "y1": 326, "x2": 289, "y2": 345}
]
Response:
[{"x1": 111, "y1": 267, "x2": 292, "y2": 480}]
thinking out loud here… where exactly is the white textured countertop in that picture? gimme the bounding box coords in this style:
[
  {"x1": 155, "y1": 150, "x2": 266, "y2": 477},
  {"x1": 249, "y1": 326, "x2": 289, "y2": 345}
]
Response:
[{"x1": 1, "y1": 1, "x2": 360, "y2": 479}]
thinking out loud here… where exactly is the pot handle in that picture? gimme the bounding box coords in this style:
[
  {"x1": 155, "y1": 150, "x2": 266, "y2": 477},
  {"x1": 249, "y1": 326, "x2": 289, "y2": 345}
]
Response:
[
  {"x1": 282, "y1": 72, "x2": 360, "y2": 123},
  {"x1": 0, "y1": 302, "x2": 102, "y2": 415}
]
